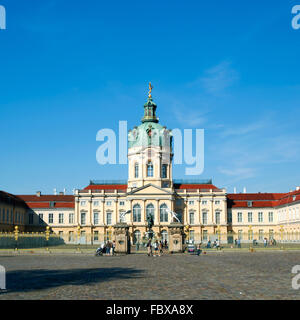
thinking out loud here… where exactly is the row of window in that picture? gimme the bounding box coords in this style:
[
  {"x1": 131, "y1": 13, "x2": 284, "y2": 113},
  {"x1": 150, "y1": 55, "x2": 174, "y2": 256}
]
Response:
[
  {"x1": 176, "y1": 199, "x2": 222, "y2": 206},
  {"x1": 80, "y1": 201, "x2": 126, "y2": 207},
  {"x1": 237, "y1": 212, "x2": 274, "y2": 223},
  {"x1": 80, "y1": 200, "x2": 222, "y2": 207},
  {"x1": 278, "y1": 207, "x2": 300, "y2": 222},
  {"x1": 0, "y1": 208, "x2": 24, "y2": 224},
  {"x1": 134, "y1": 163, "x2": 168, "y2": 178}
]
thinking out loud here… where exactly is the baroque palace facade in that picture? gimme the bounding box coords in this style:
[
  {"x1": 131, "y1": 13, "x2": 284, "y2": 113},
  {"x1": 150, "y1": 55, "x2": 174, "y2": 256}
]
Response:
[{"x1": 1, "y1": 89, "x2": 300, "y2": 243}]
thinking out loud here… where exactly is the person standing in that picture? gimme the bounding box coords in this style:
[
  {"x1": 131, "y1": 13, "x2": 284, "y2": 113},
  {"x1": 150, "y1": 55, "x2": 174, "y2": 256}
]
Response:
[
  {"x1": 237, "y1": 238, "x2": 241, "y2": 248},
  {"x1": 147, "y1": 239, "x2": 152, "y2": 256},
  {"x1": 112, "y1": 240, "x2": 116, "y2": 256},
  {"x1": 153, "y1": 240, "x2": 159, "y2": 256},
  {"x1": 159, "y1": 241, "x2": 163, "y2": 256}
]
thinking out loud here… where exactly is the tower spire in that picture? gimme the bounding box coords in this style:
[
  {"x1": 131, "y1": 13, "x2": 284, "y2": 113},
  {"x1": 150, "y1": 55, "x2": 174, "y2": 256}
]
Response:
[{"x1": 142, "y1": 82, "x2": 158, "y2": 123}]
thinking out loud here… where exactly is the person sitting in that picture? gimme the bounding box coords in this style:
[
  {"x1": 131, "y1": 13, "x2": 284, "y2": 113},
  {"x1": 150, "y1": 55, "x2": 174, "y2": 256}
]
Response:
[
  {"x1": 196, "y1": 243, "x2": 202, "y2": 256},
  {"x1": 206, "y1": 240, "x2": 211, "y2": 248}
]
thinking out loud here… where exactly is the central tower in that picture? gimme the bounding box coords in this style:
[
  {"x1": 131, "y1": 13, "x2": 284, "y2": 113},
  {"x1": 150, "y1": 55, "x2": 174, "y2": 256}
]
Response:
[{"x1": 127, "y1": 83, "x2": 173, "y2": 190}]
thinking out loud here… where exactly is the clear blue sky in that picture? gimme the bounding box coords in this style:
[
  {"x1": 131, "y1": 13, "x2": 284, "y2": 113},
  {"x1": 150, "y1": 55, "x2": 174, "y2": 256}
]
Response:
[{"x1": 0, "y1": 0, "x2": 300, "y2": 194}]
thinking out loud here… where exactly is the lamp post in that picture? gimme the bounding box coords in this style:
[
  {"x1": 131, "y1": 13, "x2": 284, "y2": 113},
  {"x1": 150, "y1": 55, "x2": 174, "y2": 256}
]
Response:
[
  {"x1": 217, "y1": 225, "x2": 221, "y2": 242},
  {"x1": 45, "y1": 226, "x2": 50, "y2": 252},
  {"x1": 280, "y1": 225, "x2": 284, "y2": 250},
  {"x1": 77, "y1": 226, "x2": 81, "y2": 252},
  {"x1": 249, "y1": 225, "x2": 253, "y2": 251},
  {"x1": 14, "y1": 226, "x2": 19, "y2": 251}
]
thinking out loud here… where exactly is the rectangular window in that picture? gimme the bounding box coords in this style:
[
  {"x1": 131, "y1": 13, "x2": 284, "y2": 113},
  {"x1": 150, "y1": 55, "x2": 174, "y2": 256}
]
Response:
[
  {"x1": 106, "y1": 201, "x2": 112, "y2": 206},
  {"x1": 202, "y1": 200, "x2": 207, "y2": 205},
  {"x1": 162, "y1": 164, "x2": 168, "y2": 178},
  {"x1": 68, "y1": 231, "x2": 74, "y2": 242},
  {"x1": 202, "y1": 230, "x2": 208, "y2": 241},
  {"x1": 215, "y1": 200, "x2": 220, "y2": 205},
  {"x1": 189, "y1": 200, "x2": 194, "y2": 205},
  {"x1": 94, "y1": 212, "x2": 99, "y2": 225},
  {"x1": 215, "y1": 212, "x2": 220, "y2": 224},
  {"x1": 59, "y1": 213, "x2": 64, "y2": 224},
  {"x1": 48, "y1": 213, "x2": 53, "y2": 224},
  {"x1": 248, "y1": 212, "x2": 253, "y2": 223},
  {"x1": 189, "y1": 230, "x2": 195, "y2": 241},
  {"x1": 39, "y1": 214, "x2": 43, "y2": 225},
  {"x1": 268, "y1": 212, "x2": 274, "y2": 223},
  {"x1": 189, "y1": 212, "x2": 195, "y2": 225},
  {"x1": 81, "y1": 212, "x2": 86, "y2": 225},
  {"x1": 258, "y1": 212, "x2": 263, "y2": 223},
  {"x1": 202, "y1": 212, "x2": 207, "y2": 225},
  {"x1": 238, "y1": 212, "x2": 243, "y2": 223},
  {"x1": 238, "y1": 230, "x2": 243, "y2": 240},
  {"x1": 106, "y1": 212, "x2": 112, "y2": 225},
  {"x1": 259, "y1": 230, "x2": 264, "y2": 241},
  {"x1": 269, "y1": 229, "x2": 274, "y2": 240},
  {"x1": 58, "y1": 231, "x2": 63, "y2": 238},
  {"x1": 119, "y1": 201, "x2": 125, "y2": 206},
  {"x1": 227, "y1": 211, "x2": 232, "y2": 223},
  {"x1": 69, "y1": 213, "x2": 74, "y2": 224},
  {"x1": 94, "y1": 231, "x2": 99, "y2": 241},
  {"x1": 93, "y1": 201, "x2": 99, "y2": 207},
  {"x1": 80, "y1": 201, "x2": 86, "y2": 206}
]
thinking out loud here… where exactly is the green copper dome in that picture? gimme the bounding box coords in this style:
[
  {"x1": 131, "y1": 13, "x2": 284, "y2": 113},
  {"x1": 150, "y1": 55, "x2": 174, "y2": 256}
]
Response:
[{"x1": 128, "y1": 96, "x2": 172, "y2": 149}]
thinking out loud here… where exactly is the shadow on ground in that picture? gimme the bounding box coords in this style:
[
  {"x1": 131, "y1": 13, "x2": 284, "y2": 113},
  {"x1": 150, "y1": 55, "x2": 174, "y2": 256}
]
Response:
[{"x1": 2, "y1": 267, "x2": 144, "y2": 294}]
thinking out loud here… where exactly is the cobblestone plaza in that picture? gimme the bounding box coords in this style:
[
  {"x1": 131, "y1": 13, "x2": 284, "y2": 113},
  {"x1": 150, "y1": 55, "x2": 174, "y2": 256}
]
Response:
[{"x1": 1, "y1": 252, "x2": 300, "y2": 300}]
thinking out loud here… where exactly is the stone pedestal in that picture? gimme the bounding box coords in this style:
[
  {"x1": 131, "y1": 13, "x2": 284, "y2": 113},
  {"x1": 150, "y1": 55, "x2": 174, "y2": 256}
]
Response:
[
  {"x1": 168, "y1": 222, "x2": 184, "y2": 253},
  {"x1": 114, "y1": 223, "x2": 131, "y2": 254}
]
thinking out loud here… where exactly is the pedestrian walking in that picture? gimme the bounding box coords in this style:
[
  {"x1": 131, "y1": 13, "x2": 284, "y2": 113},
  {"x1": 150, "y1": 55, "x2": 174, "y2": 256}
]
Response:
[
  {"x1": 264, "y1": 238, "x2": 268, "y2": 247},
  {"x1": 237, "y1": 238, "x2": 241, "y2": 248}
]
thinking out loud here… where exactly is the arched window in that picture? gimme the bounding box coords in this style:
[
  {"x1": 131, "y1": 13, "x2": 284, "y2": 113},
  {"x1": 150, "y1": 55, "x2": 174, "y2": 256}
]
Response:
[
  {"x1": 134, "y1": 163, "x2": 139, "y2": 178},
  {"x1": 146, "y1": 203, "x2": 155, "y2": 222},
  {"x1": 133, "y1": 204, "x2": 141, "y2": 222},
  {"x1": 133, "y1": 230, "x2": 141, "y2": 244},
  {"x1": 160, "y1": 204, "x2": 168, "y2": 222},
  {"x1": 147, "y1": 161, "x2": 154, "y2": 177},
  {"x1": 162, "y1": 164, "x2": 168, "y2": 178}
]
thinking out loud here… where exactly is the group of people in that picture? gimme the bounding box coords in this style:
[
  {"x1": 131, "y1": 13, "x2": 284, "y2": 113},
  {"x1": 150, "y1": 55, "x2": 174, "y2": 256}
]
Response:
[
  {"x1": 147, "y1": 239, "x2": 166, "y2": 256},
  {"x1": 205, "y1": 239, "x2": 221, "y2": 250},
  {"x1": 96, "y1": 240, "x2": 116, "y2": 256}
]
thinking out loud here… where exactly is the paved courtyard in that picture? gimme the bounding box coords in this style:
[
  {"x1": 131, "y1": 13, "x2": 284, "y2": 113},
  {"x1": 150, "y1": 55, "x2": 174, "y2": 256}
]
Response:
[{"x1": 0, "y1": 252, "x2": 300, "y2": 300}]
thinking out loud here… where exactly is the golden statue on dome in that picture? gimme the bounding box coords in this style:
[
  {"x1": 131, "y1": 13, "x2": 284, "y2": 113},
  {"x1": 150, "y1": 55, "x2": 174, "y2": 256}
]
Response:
[{"x1": 148, "y1": 82, "x2": 153, "y2": 98}]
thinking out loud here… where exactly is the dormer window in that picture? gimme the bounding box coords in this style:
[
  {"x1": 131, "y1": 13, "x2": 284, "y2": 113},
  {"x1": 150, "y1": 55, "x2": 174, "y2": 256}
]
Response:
[
  {"x1": 248, "y1": 201, "x2": 253, "y2": 208},
  {"x1": 293, "y1": 196, "x2": 296, "y2": 201}
]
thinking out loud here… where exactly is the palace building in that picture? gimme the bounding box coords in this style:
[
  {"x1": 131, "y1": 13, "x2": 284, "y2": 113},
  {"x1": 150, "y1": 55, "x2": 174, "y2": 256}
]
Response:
[{"x1": 1, "y1": 87, "x2": 300, "y2": 243}]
